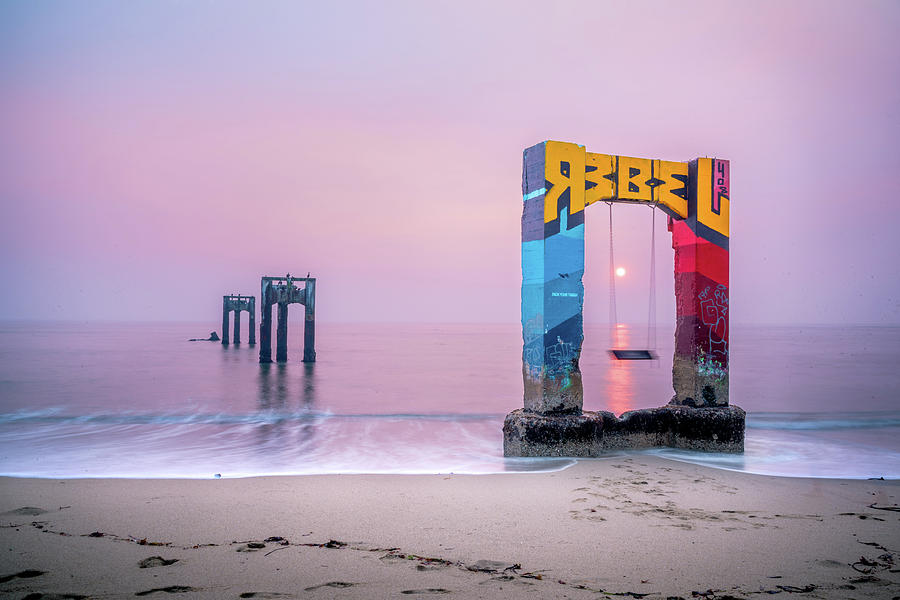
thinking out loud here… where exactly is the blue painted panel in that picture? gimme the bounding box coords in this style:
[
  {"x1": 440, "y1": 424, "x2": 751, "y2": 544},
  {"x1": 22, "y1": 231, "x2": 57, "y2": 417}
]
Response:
[
  {"x1": 542, "y1": 221, "x2": 583, "y2": 283},
  {"x1": 543, "y1": 271, "x2": 584, "y2": 332},
  {"x1": 544, "y1": 313, "x2": 584, "y2": 377},
  {"x1": 521, "y1": 239, "x2": 544, "y2": 284}
]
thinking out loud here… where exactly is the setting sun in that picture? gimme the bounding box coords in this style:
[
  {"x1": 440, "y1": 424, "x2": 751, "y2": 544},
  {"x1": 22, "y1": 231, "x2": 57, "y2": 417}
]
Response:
[{"x1": 615, "y1": 267, "x2": 626, "y2": 277}]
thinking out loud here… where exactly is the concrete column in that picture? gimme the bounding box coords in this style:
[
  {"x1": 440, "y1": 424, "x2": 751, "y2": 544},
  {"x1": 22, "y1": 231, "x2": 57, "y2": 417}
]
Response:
[
  {"x1": 248, "y1": 297, "x2": 256, "y2": 345},
  {"x1": 221, "y1": 299, "x2": 230, "y2": 345},
  {"x1": 233, "y1": 309, "x2": 241, "y2": 344},
  {"x1": 302, "y1": 279, "x2": 316, "y2": 363},
  {"x1": 521, "y1": 141, "x2": 585, "y2": 415},
  {"x1": 259, "y1": 302, "x2": 272, "y2": 363},
  {"x1": 670, "y1": 158, "x2": 730, "y2": 407},
  {"x1": 276, "y1": 302, "x2": 288, "y2": 363}
]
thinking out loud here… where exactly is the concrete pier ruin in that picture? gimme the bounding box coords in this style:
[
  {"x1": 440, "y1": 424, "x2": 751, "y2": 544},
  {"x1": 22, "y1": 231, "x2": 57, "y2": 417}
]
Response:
[
  {"x1": 221, "y1": 295, "x2": 255, "y2": 345},
  {"x1": 259, "y1": 275, "x2": 316, "y2": 364},
  {"x1": 504, "y1": 141, "x2": 745, "y2": 457}
]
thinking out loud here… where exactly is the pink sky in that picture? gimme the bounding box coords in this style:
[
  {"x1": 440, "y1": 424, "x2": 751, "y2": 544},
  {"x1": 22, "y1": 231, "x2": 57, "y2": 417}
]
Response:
[{"x1": 1, "y1": 1, "x2": 898, "y2": 324}]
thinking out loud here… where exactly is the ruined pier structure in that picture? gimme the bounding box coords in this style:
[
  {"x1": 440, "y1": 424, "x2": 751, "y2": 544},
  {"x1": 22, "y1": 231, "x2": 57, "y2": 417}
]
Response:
[
  {"x1": 504, "y1": 141, "x2": 745, "y2": 456},
  {"x1": 221, "y1": 295, "x2": 255, "y2": 345},
  {"x1": 259, "y1": 275, "x2": 316, "y2": 364}
]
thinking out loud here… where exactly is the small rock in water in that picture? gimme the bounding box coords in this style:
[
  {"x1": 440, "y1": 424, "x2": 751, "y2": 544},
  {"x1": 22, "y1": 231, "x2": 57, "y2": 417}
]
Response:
[{"x1": 189, "y1": 332, "x2": 220, "y2": 342}]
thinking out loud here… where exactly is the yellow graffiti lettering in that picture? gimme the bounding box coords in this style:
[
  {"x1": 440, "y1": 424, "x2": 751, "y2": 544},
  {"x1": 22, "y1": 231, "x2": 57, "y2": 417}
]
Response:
[
  {"x1": 696, "y1": 158, "x2": 729, "y2": 238},
  {"x1": 655, "y1": 160, "x2": 688, "y2": 219},
  {"x1": 534, "y1": 141, "x2": 727, "y2": 237},
  {"x1": 616, "y1": 155, "x2": 653, "y2": 203},
  {"x1": 584, "y1": 152, "x2": 615, "y2": 206},
  {"x1": 543, "y1": 141, "x2": 585, "y2": 224}
]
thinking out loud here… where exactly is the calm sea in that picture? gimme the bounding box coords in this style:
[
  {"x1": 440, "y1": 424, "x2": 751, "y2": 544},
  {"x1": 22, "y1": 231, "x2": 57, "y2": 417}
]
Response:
[{"x1": 0, "y1": 322, "x2": 897, "y2": 479}]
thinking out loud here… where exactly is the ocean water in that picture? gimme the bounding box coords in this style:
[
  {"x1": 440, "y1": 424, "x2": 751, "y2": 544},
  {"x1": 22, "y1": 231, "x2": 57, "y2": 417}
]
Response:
[{"x1": 0, "y1": 322, "x2": 897, "y2": 479}]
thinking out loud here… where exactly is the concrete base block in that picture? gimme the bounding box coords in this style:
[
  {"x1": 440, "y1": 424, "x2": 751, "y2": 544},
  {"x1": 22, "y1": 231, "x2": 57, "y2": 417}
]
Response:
[{"x1": 503, "y1": 404, "x2": 745, "y2": 457}]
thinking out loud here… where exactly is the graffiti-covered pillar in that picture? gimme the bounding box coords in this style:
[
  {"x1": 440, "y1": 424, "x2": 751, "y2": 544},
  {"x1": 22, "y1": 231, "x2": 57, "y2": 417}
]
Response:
[
  {"x1": 670, "y1": 159, "x2": 730, "y2": 406},
  {"x1": 521, "y1": 141, "x2": 586, "y2": 415}
]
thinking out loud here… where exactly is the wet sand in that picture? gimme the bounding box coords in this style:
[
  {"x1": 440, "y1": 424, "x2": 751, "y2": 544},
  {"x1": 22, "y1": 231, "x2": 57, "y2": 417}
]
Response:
[{"x1": 1, "y1": 456, "x2": 898, "y2": 599}]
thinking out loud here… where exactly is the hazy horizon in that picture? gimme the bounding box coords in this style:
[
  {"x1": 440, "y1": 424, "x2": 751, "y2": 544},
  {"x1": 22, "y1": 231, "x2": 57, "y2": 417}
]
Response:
[{"x1": 2, "y1": 1, "x2": 898, "y2": 325}]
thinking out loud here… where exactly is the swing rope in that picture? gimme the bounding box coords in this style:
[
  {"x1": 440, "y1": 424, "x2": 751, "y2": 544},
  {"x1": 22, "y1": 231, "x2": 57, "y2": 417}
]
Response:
[
  {"x1": 607, "y1": 202, "x2": 658, "y2": 357},
  {"x1": 607, "y1": 202, "x2": 619, "y2": 348},
  {"x1": 646, "y1": 204, "x2": 657, "y2": 352}
]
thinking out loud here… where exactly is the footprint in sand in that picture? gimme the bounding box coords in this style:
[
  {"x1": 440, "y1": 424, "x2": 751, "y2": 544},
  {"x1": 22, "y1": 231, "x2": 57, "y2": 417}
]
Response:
[
  {"x1": 21, "y1": 594, "x2": 88, "y2": 600},
  {"x1": 134, "y1": 586, "x2": 197, "y2": 596},
  {"x1": 466, "y1": 560, "x2": 520, "y2": 573},
  {"x1": 5, "y1": 507, "x2": 48, "y2": 516},
  {"x1": 138, "y1": 556, "x2": 179, "y2": 568},
  {"x1": 0, "y1": 569, "x2": 45, "y2": 584},
  {"x1": 304, "y1": 582, "x2": 357, "y2": 592}
]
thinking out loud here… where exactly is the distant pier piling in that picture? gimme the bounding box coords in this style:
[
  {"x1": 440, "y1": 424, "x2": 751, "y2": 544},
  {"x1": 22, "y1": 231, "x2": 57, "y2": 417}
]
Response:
[
  {"x1": 221, "y1": 295, "x2": 255, "y2": 346},
  {"x1": 276, "y1": 302, "x2": 288, "y2": 362},
  {"x1": 259, "y1": 274, "x2": 316, "y2": 363},
  {"x1": 303, "y1": 279, "x2": 316, "y2": 363}
]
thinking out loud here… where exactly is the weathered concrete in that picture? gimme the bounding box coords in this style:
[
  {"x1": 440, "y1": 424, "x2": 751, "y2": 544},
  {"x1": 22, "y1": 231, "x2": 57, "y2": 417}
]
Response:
[
  {"x1": 503, "y1": 405, "x2": 745, "y2": 456},
  {"x1": 260, "y1": 301, "x2": 273, "y2": 363},
  {"x1": 259, "y1": 275, "x2": 316, "y2": 364},
  {"x1": 303, "y1": 279, "x2": 316, "y2": 363},
  {"x1": 276, "y1": 302, "x2": 288, "y2": 363},
  {"x1": 503, "y1": 409, "x2": 605, "y2": 457},
  {"x1": 221, "y1": 295, "x2": 256, "y2": 346}
]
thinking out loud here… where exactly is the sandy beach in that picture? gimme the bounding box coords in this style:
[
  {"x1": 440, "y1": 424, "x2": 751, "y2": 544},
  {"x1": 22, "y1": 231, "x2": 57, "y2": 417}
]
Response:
[{"x1": 1, "y1": 456, "x2": 898, "y2": 599}]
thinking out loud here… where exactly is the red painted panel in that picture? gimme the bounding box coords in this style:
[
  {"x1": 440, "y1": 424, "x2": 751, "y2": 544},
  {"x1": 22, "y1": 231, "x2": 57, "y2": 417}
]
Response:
[
  {"x1": 695, "y1": 240, "x2": 729, "y2": 285},
  {"x1": 671, "y1": 217, "x2": 729, "y2": 368}
]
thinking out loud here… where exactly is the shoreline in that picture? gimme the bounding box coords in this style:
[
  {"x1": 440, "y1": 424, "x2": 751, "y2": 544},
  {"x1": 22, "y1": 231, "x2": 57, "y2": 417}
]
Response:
[
  {"x1": 1, "y1": 456, "x2": 898, "y2": 599},
  {"x1": 2, "y1": 444, "x2": 898, "y2": 481}
]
